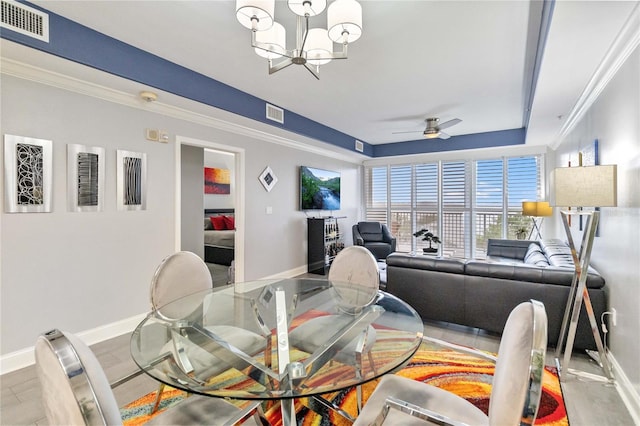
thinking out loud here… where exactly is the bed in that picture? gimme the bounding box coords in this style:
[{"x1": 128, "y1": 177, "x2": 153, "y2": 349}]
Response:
[{"x1": 204, "y1": 208, "x2": 235, "y2": 266}]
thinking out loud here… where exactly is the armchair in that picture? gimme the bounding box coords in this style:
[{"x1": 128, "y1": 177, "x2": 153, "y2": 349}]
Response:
[{"x1": 353, "y1": 221, "x2": 397, "y2": 260}]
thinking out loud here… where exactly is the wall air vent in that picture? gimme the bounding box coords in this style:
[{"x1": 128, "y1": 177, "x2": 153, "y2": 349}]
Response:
[
  {"x1": 266, "y1": 103, "x2": 284, "y2": 124},
  {"x1": 1, "y1": 0, "x2": 49, "y2": 42},
  {"x1": 355, "y1": 140, "x2": 364, "y2": 152}
]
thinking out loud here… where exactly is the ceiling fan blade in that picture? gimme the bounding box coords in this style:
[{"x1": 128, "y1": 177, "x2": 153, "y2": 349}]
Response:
[
  {"x1": 439, "y1": 132, "x2": 451, "y2": 140},
  {"x1": 437, "y1": 118, "x2": 462, "y2": 130},
  {"x1": 392, "y1": 130, "x2": 423, "y2": 134}
]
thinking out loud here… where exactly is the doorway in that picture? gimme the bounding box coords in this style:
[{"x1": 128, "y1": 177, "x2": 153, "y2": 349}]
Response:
[{"x1": 175, "y1": 135, "x2": 246, "y2": 283}]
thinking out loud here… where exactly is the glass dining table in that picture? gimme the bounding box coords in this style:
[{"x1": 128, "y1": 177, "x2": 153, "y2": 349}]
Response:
[{"x1": 130, "y1": 277, "x2": 423, "y2": 425}]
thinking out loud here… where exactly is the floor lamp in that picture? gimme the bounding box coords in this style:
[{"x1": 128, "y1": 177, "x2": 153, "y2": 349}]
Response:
[
  {"x1": 553, "y1": 164, "x2": 617, "y2": 383},
  {"x1": 522, "y1": 201, "x2": 553, "y2": 239}
]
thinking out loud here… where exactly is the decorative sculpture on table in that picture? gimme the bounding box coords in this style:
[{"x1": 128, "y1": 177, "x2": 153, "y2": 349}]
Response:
[{"x1": 413, "y1": 228, "x2": 441, "y2": 254}]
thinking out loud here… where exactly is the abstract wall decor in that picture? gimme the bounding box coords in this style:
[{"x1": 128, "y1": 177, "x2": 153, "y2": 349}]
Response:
[
  {"x1": 204, "y1": 167, "x2": 231, "y2": 194},
  {"x1": 116, "y1": 150, "x2": 147, "y2": 211},
  {"x1": 3, "y1": 134, "x2": 53, "y2": 213},
  {"x1": 67, "y1": 144, "x2": 105, "y2": 212},
  {"x1": 259, "y1": 166, "x2": 278, "y2": 192}
]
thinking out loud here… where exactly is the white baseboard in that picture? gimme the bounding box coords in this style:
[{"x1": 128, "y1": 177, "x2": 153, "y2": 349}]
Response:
[
  {"x1": 610, "y1": 352, "x2": 640, "y2": 424},
  {"x1": 260, "y1": 265, "x2": 309, "y2": 280},
  {"x1": 0, "y1": 312, "x2": 147, "y2": 376}
]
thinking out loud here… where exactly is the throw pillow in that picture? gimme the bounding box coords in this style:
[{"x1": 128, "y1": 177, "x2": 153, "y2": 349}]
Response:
[
  {"x1": 204, "y1": 217, "x2": 214, "y2": 230},
  {"x1": 223, "y1": 215, "x2": 235, "y2": 230},
  {"x1": 210, "y1": 215, "x2": 227, "y2": 230},
  {"x1": 524, "y1": 243, "x2": 550, "y2": 267}
]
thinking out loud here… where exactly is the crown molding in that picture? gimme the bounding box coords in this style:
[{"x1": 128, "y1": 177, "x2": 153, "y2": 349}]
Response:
[
  {"x1": 0, "y1": 58, "x2": 365, "y2": 164},
  {"x1": 552, "y1": 3, "x2": 640, "y2": 149}
]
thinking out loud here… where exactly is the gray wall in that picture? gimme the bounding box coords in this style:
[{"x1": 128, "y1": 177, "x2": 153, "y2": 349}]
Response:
[
  {"x1": 553, "y1": 46, "x2": 639, "y2": 392},
  {"x1": 0, "y1": 74, "x2": 360, "y2": 354},
  {"x1": 181, "y1": 144, "x2": 204, "y2": 258}
]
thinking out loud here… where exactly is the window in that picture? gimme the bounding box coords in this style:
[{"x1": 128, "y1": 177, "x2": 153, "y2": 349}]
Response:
[{"x1": 364, "y1": 154, "x2": 543, "y2": 259}]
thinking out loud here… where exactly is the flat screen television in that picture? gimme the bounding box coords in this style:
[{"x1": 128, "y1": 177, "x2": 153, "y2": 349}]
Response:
[{"x1": 300, "y1": 166, "x2": 341, "y2": 210}]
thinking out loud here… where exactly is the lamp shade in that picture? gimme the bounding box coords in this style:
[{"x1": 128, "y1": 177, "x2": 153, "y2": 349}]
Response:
[
  {"x1": 306, "y1": 28, "x2": 333, "y2": 65},
  {"x1": 522, "y1": 201, "x2": 553, "y2": 217},
  {"x1": 327, "y1": 0, "x2": 363, "y2": 43},
  {"x1": 288, "y1": 0, "x2": 327, "y2": 17},
  {"x1": 254, "y1": 22, "x2": 286, "y2": 58},
  {"x1": 236, "y1": 0, "x2": 275, "y2": 31},
  {"x1": 553, "y1": 165, "x2": 617, "y2": 207}
]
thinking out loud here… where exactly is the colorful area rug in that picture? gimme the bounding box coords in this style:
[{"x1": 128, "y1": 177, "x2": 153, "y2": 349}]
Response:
[{"x1": 121, "y1": 340, "x2": 568, "y2": 425}]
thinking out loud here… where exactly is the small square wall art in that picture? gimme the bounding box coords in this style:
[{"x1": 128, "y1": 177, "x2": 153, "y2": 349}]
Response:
[
  {"x1": 204, "y1": 167, "x2": 231, "y2": 194},
  {"x1": 3, "y1": 134, "x2": 53, "y2": 213}
]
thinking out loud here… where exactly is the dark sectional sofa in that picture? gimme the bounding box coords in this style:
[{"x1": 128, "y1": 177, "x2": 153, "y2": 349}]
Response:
[{"x1": 386, "y1": 239, "x2": 607, "y2": 350}]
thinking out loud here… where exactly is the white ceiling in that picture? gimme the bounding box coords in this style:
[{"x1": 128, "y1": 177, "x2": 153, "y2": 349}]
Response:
[{"x1": 5, "y1": 0, "x2": 639, "y2": 151}]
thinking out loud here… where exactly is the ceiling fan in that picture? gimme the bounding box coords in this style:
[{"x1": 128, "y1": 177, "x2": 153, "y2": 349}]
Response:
[{"x1": 393, "y1": 117, "x2": 462, "y2": 140}]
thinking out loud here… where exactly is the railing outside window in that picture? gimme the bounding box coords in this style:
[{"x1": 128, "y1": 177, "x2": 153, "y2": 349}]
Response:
[{"x1": 365, "y1": 155, "x2": 543, "y2": 259}]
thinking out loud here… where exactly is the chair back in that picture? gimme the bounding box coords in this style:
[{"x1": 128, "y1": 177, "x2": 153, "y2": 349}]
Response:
[
  {"x1": 489, "y1": 300, "x2": 548, "y2": 426},
  {"x1": 35, "y1": 329, "x2": 123, "y2": 426},
  {"x1": 150, "y1": 251, "x2": 212, "y2": 319},
  {"x1": 356, "y1": 221, "x2": 384, "y2": 242},
  {"x1": 329, "y1": 246, "x2": 379, "y2": 310}
]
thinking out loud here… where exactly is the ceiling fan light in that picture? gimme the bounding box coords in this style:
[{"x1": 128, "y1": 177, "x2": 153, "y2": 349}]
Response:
[
  {"x1": 236, "y1": 0, "x2": 275, "y2": 31},
  {"x1": 306, "y1": 28, "x2": 332, "y2": 65},
  {"x1": 288, "y1": 0, "x2": 327, "y2": 17},
  {"x1": 255, "y1": 22, "x2": 286, "y2": 58},
  {"x1": 327, "y1": 0, "x2": 362, "y2": 43},
  {"x1": 424, "y1": 132, "x2": 440, "y2": 139}
]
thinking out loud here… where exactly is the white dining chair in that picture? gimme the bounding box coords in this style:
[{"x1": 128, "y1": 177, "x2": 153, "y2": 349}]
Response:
[
  {"x1": 149, "y1": 251, "x2": 270, "y2": 413},
  {"x1": 35, "y1": 329, "x2": 262, "y2": 426},
  {"x1": 353, "y1": 299, "x2": 548, "y2": 426},
  {"x1": 289, "y1": 246, "x2": 380, "y2": 413}
]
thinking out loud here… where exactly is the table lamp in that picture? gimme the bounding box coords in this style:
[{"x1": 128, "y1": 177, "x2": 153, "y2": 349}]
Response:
[
  {"x1": 521, "y1": 201, "x2": 553, "y2": 239},
  {"x1": 552, "y1": 164, "x2": 617, "y2": 383}
]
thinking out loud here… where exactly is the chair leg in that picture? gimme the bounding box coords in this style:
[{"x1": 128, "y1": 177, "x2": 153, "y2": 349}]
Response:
[
  {"x1": 356, "y1": 384, "x2": 363, "y2": 414},
  {"x1": 151, "y1": 383, "x2": 165, "y2": 414}
]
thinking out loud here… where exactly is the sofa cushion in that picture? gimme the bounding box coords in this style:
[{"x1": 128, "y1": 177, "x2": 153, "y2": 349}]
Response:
[
  {"x1": 523, "y1": 244, "x2": 550, "y2": 267},
  {"x1": 386, "y1": 253, "x2": 465, "y2": 274}
]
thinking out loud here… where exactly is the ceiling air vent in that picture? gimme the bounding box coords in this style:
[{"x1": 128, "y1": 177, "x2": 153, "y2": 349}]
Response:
[
  {"x1": 355, "y1": 140, "x2": 364, "y2": 152},
  {"x1": 1, "y1": 0, "x2": 49, "y2": 42},
  {"x1": 266, "y1": 103, "x2": 284, "y2": 124}
]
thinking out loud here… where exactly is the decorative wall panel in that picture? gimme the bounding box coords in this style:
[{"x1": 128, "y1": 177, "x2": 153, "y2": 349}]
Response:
[
  {"x1": 67, "y1": 144, "x2": 105, "y2": 212},
  {"x1": 116, "y1": 150, "x2": 147, "y2": 211},
  {"x1": 3, "y1": 134, "x2": 52, "y2": 213}
]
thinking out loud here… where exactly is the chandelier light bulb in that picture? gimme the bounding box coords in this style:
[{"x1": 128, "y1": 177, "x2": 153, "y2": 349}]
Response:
[
  {"x1": 327, "y1": 0, "x2": 362, "y2": 43},
  {"x1": 236, "y1": 0, "x2": 275, "y2": 31},
  {"x1": 288, "y1": 0, "x2": 327, "y2": 17},
  {"x1": 305, "y1": 28, "x2": 333, "y2": 65},
  {"x1": 255, "y1": 22, "x2": 286, "y2": 59}
]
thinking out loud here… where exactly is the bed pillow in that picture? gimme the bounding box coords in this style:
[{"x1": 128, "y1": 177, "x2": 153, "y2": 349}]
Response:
[
  {"x1": 223, "y1": 215, "x2": 235, "y2": 230},
  {"x1": 204, "y1": 218, "x2": 214, "y2": 230},
  {"x1": 210, "y1": 215, "x2": 227, "y2": 230}
]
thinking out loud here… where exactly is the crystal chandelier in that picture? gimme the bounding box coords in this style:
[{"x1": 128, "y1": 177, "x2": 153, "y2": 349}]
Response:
[{"x1": 236, "y1": 0, "x2": 363, "y2": 79}]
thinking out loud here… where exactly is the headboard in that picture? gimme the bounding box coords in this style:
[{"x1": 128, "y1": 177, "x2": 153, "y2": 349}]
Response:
[{"x1": 205, "y1": 208, "x2": 234, "y2": 217}]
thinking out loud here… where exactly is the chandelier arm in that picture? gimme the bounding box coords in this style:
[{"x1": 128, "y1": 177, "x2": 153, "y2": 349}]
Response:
[
  {"x1": 252, "y1": 39, "x2": 296, "y2": 59},
  {"x1": 268, "y1": 58, "x2": 295, "y2": 75},
  {"x1": 303, "y1": 63, "x2": 321, "y2": 80},
  {"x1": 297, "y1": 15, "x2": 310, "y2": 52}
]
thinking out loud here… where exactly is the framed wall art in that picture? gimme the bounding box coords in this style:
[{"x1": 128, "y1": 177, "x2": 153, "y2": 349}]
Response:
[
  {"x1": 67, "y1": 144, "x2": 105, "y2": 212},
  {"x1": 3, "y1": 134, "x2": 53, "y2": 213},
  {"x1": 116, "y1": 149, "x2": 147, "y2": 211},
  {"x1": 259, "y1": 166, "x2": 277, "y2": 192},
  {"x1": 204, "y1": 167, "x2": 231, "y2": 194}
]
